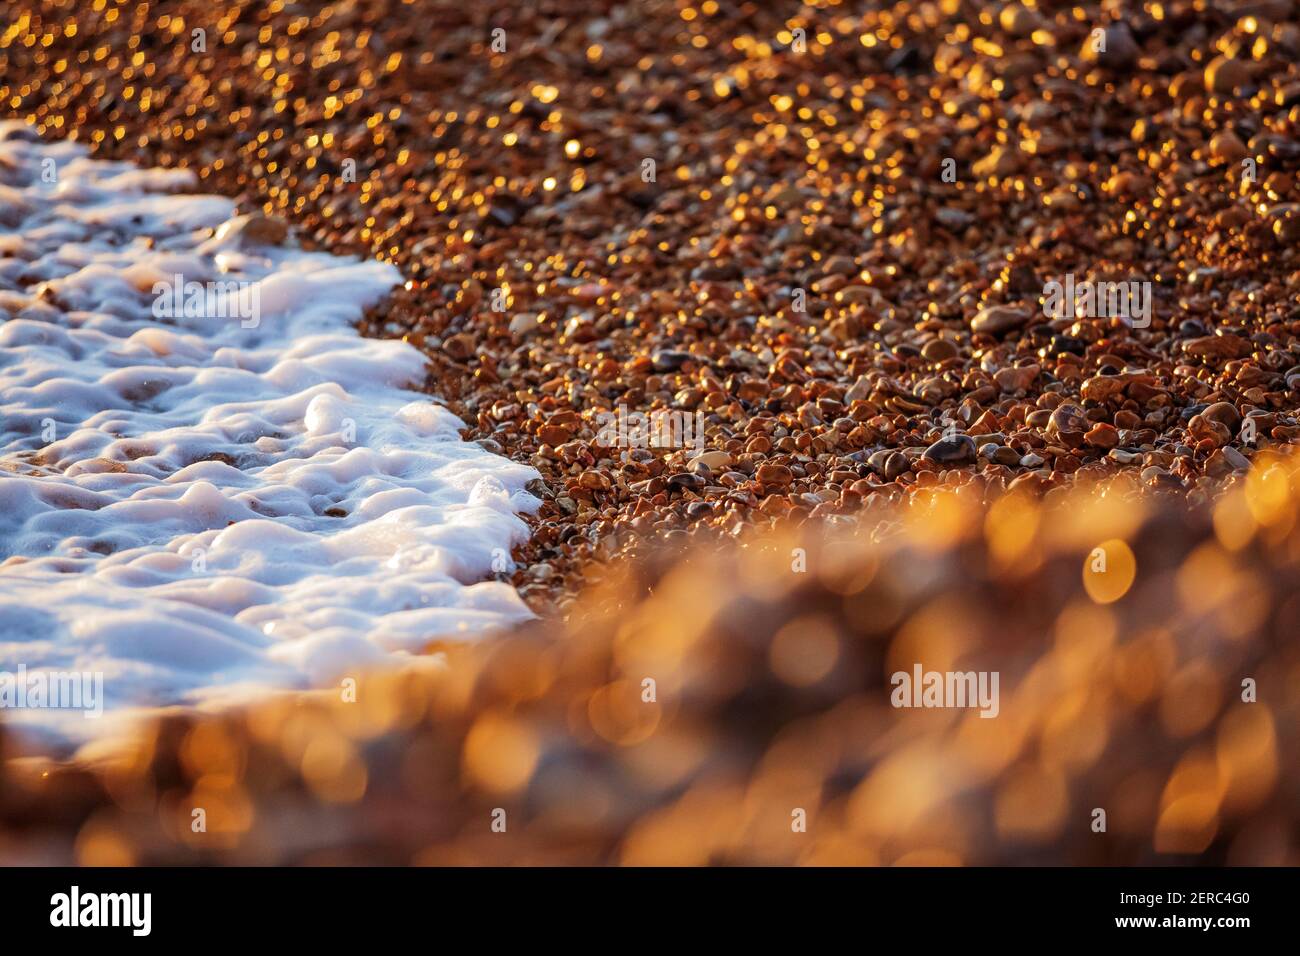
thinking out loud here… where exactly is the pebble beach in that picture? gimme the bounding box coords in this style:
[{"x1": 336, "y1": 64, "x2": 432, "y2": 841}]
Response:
[
  {"x1": 5, "y1": 0, "x2": 1298, "y2": 615},
  {"x1": 1, "y1": 1, "x2": 1299, "y2": 865}
]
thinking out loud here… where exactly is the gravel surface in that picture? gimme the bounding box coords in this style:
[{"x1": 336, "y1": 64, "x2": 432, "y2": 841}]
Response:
[{"x1": 3, "y1": 0, "x2": 1299, "y2": 620}]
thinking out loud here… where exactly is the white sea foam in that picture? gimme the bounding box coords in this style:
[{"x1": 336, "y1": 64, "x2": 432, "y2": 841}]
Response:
[{"x1": 0, "y1": 123, "x2": 540, "y2": 745}]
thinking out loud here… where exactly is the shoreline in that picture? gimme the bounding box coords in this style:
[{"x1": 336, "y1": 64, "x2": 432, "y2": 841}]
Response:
[{"x1": 5, "y1": 1, "x2": 1297, "y2": 620}]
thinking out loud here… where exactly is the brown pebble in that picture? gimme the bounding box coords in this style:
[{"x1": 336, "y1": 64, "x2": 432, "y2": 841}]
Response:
[
  {"x1": 1187, "y1": 414, "x2": 1231, "y2": 447},
  {"x1": 1201, "y1": 402, "x2": 1242, "y2": 432},
  {"x1": 1085, "y1": 423, "x2": 1120, "y2": 449},
  {"x1": 1209, "y1": 131, "x2": 1248, "y2": 165},
  {"x1": 1205, "y1": 56, "x2": 1250, "y2": 96},
  {"x1": 756, "y1": 463, "x2": 793, "y2": 487},
  {"x1": 442, "y1": 334, "x2": 475, "y2": 361},
  {"x1": 536, "y1": 424, "x2": 572, "y2": 445},
  {"x1": 1048, "y1": 404, "x2": 1089, "y2": 438},
  {"x1": 994, "y1": 363, "x2": 1040, "y2": 393},
  {"x1": 1114, "y1": 410, "x2": 1143, "y2": 430},
  {"x1": 971, "y1": 305, "x2": 1030, "y2": 336},
  {"x1": 922, "y1": 339, "x2": 959, "y2": 362}
]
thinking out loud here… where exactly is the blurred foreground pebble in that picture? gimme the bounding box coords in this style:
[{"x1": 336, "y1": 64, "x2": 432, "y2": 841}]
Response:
[{"x1": 2, "y1": 450, "x2": 1297, "y2": 865}]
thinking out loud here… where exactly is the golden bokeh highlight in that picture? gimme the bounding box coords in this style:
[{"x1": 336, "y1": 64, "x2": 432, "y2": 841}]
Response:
[
  {"x1": 1081, "y1": 538, "x2": 1136, "y2": 604},
  {"x1": 462, "y1": 711, "x2": 540, "y2": 794},
  {"x1": 769, "y1": 616, "x2": 840, "y2": 687},
  {"x1": 587, "y1": 680, "x2": 661, "y2": 746}
]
